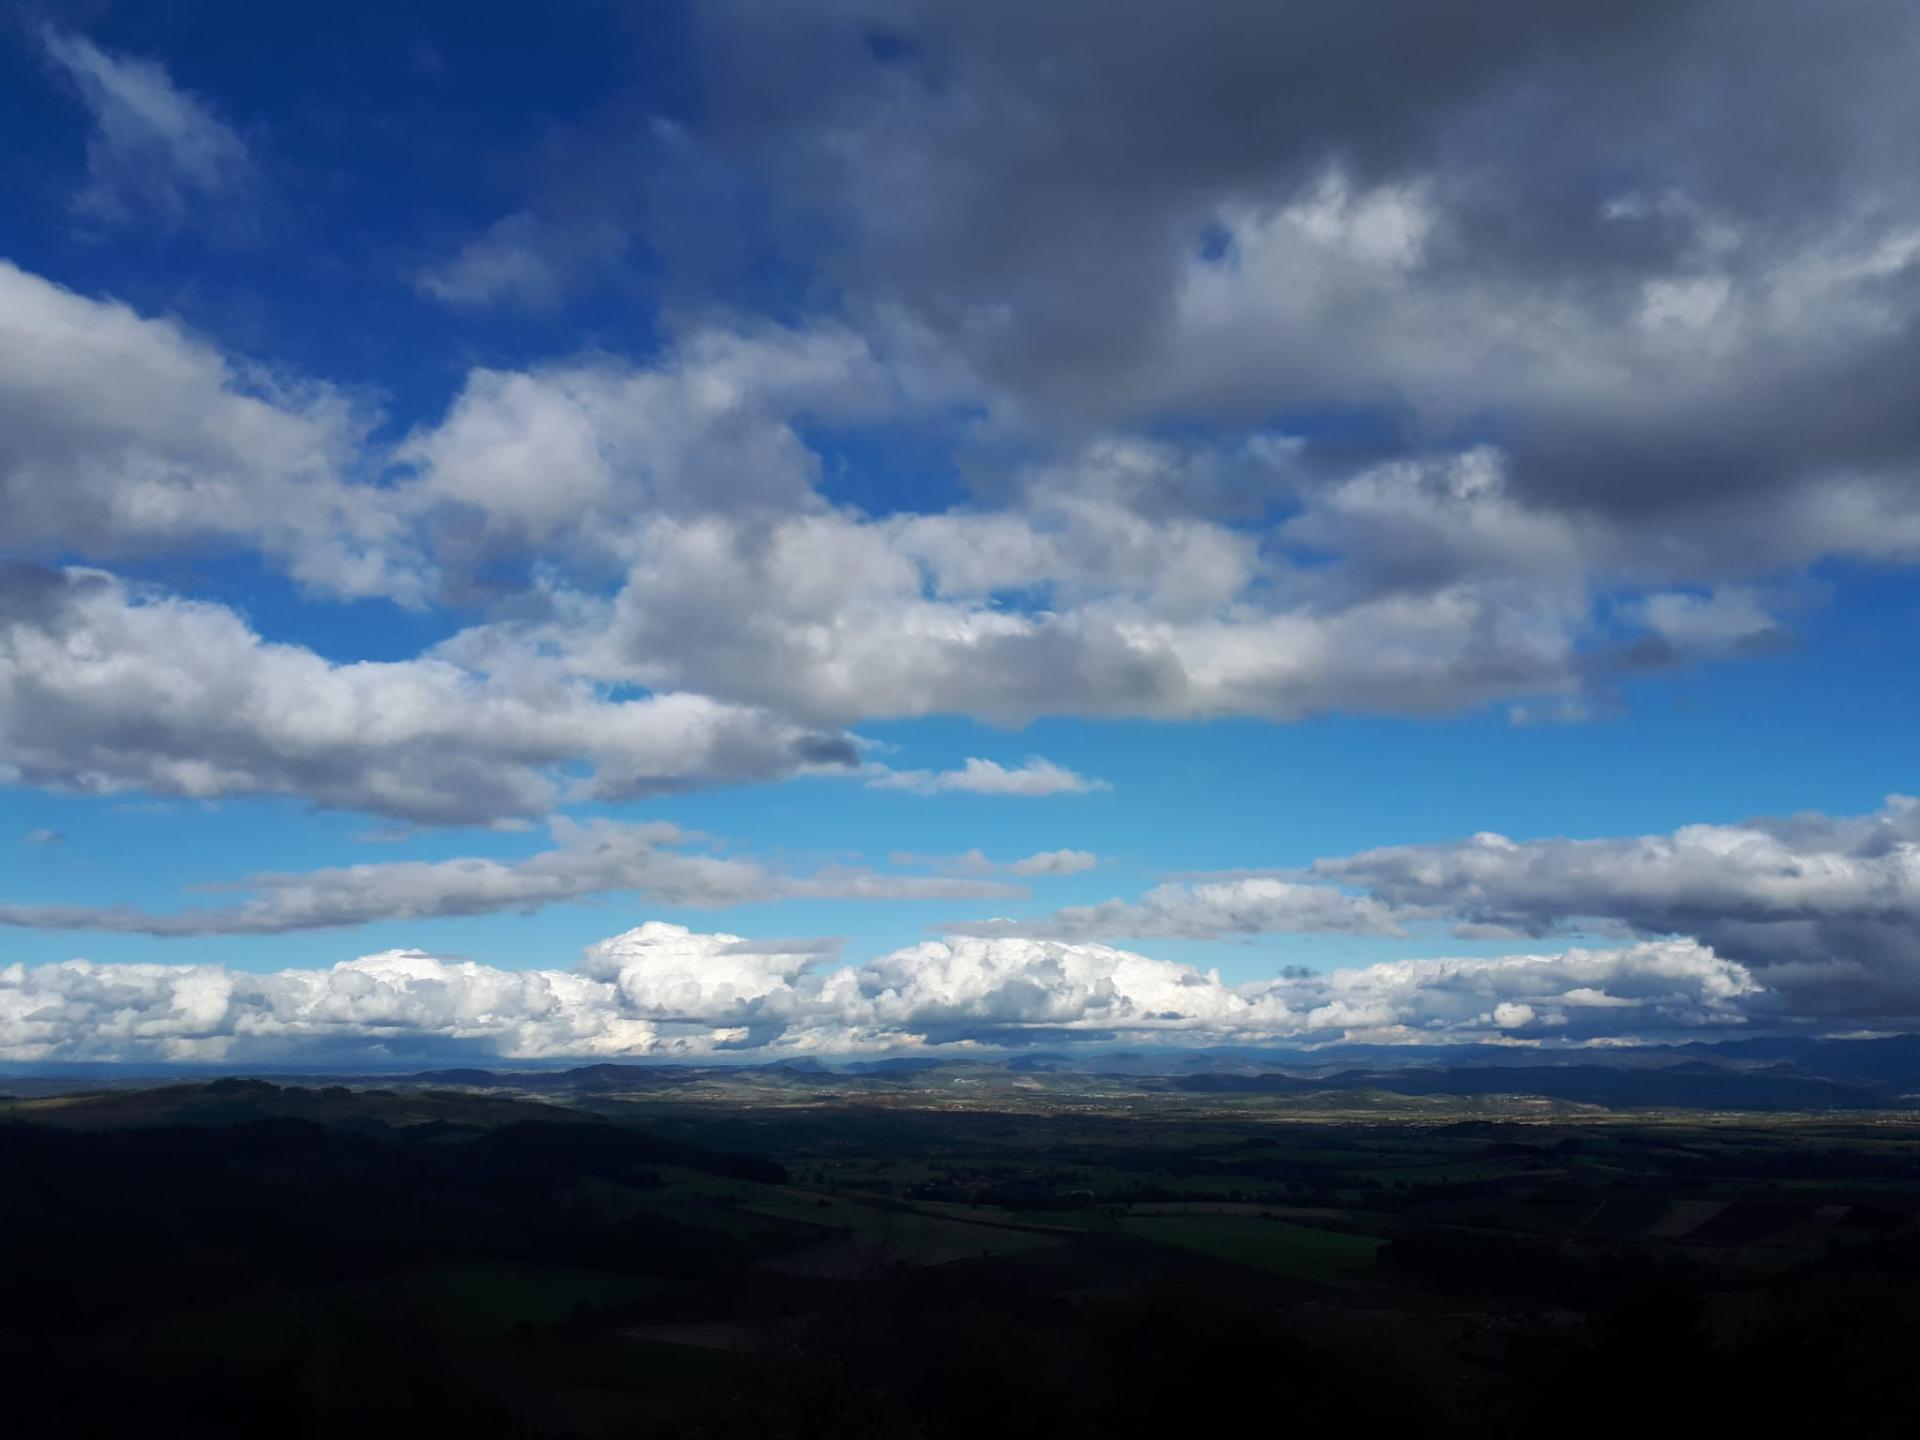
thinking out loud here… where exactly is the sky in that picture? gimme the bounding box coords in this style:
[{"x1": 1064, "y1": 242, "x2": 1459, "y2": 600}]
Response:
[{"x1": 3, "y1": 1, "x2": 1919, "y2": 1066}]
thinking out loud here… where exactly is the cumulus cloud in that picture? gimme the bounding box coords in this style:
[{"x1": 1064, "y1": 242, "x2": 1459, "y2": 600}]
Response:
[
  {"x1": 39, "y1": 27, "x2": 255, "y2": 231},
  {"x1": 867, "y1": 756, "x2": 1110, "y2": 797},
  {"x1": 950, "y1": 797, "x2": 1920, "y2": 1026},
  {"x1": 0, "y1": 264, "x2": 408, "y2": 598},
  {"x1": 11, "y1": 8, "x2": 1920, "y2": 980},
  {"x1": 0, "y1": 948, "x2": 656, "y2": 1066},
  {"x1": 682, "y1": 1, "x2": 1920, "y2": 548},
  {"x1": 370, "y1": 2, "x2": 1920, "y2": 713},
  {"x1": 0, "y1": 250, "x2": 1878, "y2": 761},
  {"x1": 1312, "y1": 796, "x2": 1920, "y2": 935},
  {"x1": 0, "y1": 266, "x2": 1630, "y2": 728},
  {"x1": 0, "y1": 819, "x2": 1019, "y2": 937},
  {"x1": 0, "y1": 262, "x2": 898, "y2": 605},
  {"x1": 375, "y1": 351, "x2": 1903, "y2": 736},
  {"x1": 960, "y1": 802, "x2": 1920, "y2": 1029},
  {"x1": 467, "y1": 466, "x2": 1601, "y2": 730},
  {"x1": 0, "y1": 923, "x2": 1761, "y2": 1063},
  {"x1": 1306, "y1": 795, "x2": 1920, "y2": 1022},
  {"x1": 970, "y1": 797, "x2": 1920, "y2": 1028},
  {"x1": 395, "y1": 324, "x2": 889, "y2": 550},
  {"x1": 1234, "y1": 940, "x2": 1762, "y2": 1044},
  {"x1": 0, "y1": 565, "x2": 859, "y2": 825}
]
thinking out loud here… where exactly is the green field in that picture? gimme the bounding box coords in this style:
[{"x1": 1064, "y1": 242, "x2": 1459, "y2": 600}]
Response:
[
  {"x1": 147, "y1": 1261, "x2": 674, "y2": 1356},
  {"x1": 742, "y1": 1188, "x2": 1062, "y2": 1262},
  {"x1": 1119, "y1": 1215, "x2": 1384, "y2": 1285}
]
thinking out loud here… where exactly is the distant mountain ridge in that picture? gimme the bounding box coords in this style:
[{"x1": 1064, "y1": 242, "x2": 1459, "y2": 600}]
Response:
[
  {"x1": 383, "y1": 1033, "x2": 1920, "y2": 1112},
  {"x1": 11, "y1": 1033, "x2": 1920, "y2": 1112}
]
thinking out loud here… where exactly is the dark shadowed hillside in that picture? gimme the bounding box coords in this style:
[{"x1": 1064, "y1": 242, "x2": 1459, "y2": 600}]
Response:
[{"x1": 7, "y1": 1078, "x2": 1920, "y2": 1436}]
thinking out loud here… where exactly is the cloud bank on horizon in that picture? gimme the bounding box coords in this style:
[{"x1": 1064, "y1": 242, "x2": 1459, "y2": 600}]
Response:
[
  {"x1": 4, "y1": 796, "x2": 1916, "y2": 1062},
  {"x1": 3, "y1": 4, "x2": 1919, "y2": 1060},
  {"x1": 1, "y1": 921, "x2": 1756, "y2": 1066}
]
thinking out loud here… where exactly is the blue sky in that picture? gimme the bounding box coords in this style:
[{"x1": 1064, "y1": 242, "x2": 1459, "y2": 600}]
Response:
[{"x1": 4, "y1": 3, "x2": 1920, "y2": 1064}]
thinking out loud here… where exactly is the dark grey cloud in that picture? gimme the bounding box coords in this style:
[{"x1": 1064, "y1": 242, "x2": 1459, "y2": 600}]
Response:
[
  {"x1": 671, "y1": 1, "x2": 1920, "y2": 572},
  {"x1": 9, "y1": 7, "x2": 1920, "y2": 833},
  {"x1": 688, "y1": 3, "x2": 1918, "y2": 401},
  {"x1": 1309, "y1": 797, "x2": 1920, "y2": 1024},
  {"x1": 941, "y1": 798, "x2": 1920, "y2": 1029},
  {"x1": 389, "y1": 2, "x2": 1920, "y2": 689}
]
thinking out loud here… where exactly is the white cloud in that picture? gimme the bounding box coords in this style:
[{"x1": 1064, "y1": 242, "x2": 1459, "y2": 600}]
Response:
[
  {"x1": 580, "y1": 925, "x2": 830, "y2": 1025},
  {"x1": 1294, "y1": 796, "x2": 1920, "y2": 1023},
  {"x1": 1008, "y1": 849, "x2": 1098, "y2": 877},
  {"x1": 395, "y1": 324, "x2": 891, "y2": 558},
  {"x1": 501, "y1": 471, "x2": 1593, "y2": 729},
  {"x1": 2, "y1": 253, "x2": 1878, "y2": 764},
  {"x1": 954, "y1": 797, "x2": 1920, "y2": 1024},
  {"x1": 416, "y1": 211, "x2": 628, "y2": 309},
  {"x1": 868, "y1": 756, "x2": 1110, "y2": 797},
  {"x1": 414, "y1": 430, "x2": 1601, "y2": 735},
  {"x1": 3, "y1": 143, "x2": 1919, "y2": 851},
  {"x1": 1634, "y1": 588, "x2": 1785, "y2": 654},
  {"x1": 0, "y1": 565, "x2": 859, "y2": 825},
  {"x1": 892, "y1": 847, "x2": 1098, "y2": 878},
  {"x1": 1239, "y1": 941, "x2": 1761, "y2": 1043},
  {"x1": 1310, "y1": 796, "x2": 1920, "y2": 941},
  {"x1": 0, "y1": 949, "x2": 654, "y2": 1065},
  {"x1": 943, "y1": 876, "x2": 1403, "y2": 941},
  {"x1": 0, "y1": 924, "x2": 1762, "y2": 1063},
  {"x1": 0, "y1": 818, "x2": 1019, "y2": 937},
  {"x1": 12, "y1": 10, "x2": 1920, "y2": 836},
  {"x1": 39, "y1": 27, "x2": 255, "y2": 231},
  {"x1": 0, "y1": 262, "x2": 411, "y2": 599}
]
